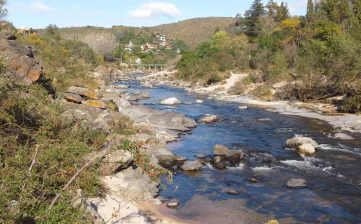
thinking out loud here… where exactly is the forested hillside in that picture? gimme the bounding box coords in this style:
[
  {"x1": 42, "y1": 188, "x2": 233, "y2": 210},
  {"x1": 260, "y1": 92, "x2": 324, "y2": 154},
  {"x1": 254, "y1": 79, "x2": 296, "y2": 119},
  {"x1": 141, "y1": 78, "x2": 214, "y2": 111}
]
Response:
[
  {"x1": 57, "y1": 17, "x2": 235, "y2": 54},
  {"x1": 177, "y1": 0, "x2": 361, "y2": 113}
]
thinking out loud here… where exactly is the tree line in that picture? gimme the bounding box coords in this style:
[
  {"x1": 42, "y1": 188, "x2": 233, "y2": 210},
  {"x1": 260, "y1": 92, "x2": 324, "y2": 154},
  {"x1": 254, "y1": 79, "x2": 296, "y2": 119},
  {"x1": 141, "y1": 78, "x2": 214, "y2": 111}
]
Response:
[{"x1": 177, "y1": 0, "x2": 361, "y2": 112}]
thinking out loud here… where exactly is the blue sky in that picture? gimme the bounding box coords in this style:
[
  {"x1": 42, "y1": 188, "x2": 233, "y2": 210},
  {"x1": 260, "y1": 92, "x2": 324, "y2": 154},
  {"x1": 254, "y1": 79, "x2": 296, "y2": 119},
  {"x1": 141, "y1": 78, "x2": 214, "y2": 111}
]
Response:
[{"x1": 6, "y1": 0, "x2": 307, "y2": 28}]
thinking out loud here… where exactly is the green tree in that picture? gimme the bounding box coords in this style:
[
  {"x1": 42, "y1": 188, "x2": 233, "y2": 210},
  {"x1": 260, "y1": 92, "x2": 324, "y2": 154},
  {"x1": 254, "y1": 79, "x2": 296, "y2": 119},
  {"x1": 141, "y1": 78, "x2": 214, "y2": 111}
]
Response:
[
  {"x1": 171, "y1": 39, "x2": 189, "y2": 52},
  {"x1": 0, "y1": 0, "x2": 7, "y2": 19},
  {"x1": 244, "y1": 0, "x2": 266, "y2": 37},
  {"x1": 275, "y1": 2, "x2": 290, "y2": 22},
  {"x1": 321, "y1": 0, "x2": 352, "y2": 24},
  {"x1": 45, "y1": 24, "x2": 59, "y2": 36},
  {"x1": 306, "y1": 0, "x2": 315, "y2": 22}
]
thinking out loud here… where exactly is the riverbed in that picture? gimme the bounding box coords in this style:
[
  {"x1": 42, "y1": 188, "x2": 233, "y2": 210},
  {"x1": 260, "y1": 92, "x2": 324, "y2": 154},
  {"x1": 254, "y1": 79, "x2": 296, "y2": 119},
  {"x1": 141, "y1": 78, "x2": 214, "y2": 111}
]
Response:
[{"x1": 119, "y1": 79, "x2": 361, "y2": 224}]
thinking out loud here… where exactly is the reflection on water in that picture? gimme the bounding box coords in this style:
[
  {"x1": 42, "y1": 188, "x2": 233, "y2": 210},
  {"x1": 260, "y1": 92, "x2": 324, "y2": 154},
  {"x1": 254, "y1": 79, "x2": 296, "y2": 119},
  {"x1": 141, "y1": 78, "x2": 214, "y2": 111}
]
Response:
[{"x1": 120, "y1": 80, "x2": 361, "y2": 223}]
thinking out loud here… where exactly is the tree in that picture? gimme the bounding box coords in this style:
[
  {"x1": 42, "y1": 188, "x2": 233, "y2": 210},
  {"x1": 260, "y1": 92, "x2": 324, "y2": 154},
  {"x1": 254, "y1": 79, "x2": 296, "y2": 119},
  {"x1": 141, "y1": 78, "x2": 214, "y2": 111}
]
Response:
[
  {"x1": 244, "y1": 0, "x2": 266, "y2": 37},
  {"x1": 275, "y1": 2, "x2": 290, "y2": 22},
  {"x1": 306, "y1": 0, "x2": 315, "y2": 21},
  {"x1": 266, "y1": 0, "x2": 278, "y2": 19},
  {"x1": 45, "y1": 24, "x2": 59, "y2": 36},
  {"x1": 321, "y1": 0, "x2": 352, "y2": 24},
  {"x1": 0, "y1": 0, "x2": 7, "y2": 19}
]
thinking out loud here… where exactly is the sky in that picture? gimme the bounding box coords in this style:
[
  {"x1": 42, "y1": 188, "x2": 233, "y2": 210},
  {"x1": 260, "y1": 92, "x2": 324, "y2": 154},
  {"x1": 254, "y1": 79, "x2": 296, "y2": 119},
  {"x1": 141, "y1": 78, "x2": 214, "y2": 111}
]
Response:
[{"x1": 6, "y1": 0, "x2": 308, "y2": 29}]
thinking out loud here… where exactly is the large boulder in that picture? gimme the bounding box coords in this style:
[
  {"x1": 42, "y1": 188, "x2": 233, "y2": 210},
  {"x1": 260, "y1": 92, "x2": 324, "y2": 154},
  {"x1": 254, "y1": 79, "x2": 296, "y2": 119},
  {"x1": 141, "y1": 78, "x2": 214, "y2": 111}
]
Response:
[
  {"x1": 213, "y1": 144, "x2": 229, "y2": 156},
  {"x1": 226, "y1": 150, "x2": 244, "y2": 166},
  {"x1": 120, "y1": 105, "x2": 196, "y2": 131},
  {"x1": 212, "y1": 156, "x2": 227, "y2": 169},
  {"x1": 102, "y1": 167, "x2": 159, "y2": 200},
  {"x1": 181, "y1": 160, "x2": 203, "y2": 171},
  {"x1": 156, "y1": 154, "x2": 178, "y2": 168},
  {"x1": 286, "y1": 136, "x2": 318, "y2": 156},
  {"x1": 160, "y1": 97, "x2": 181, "y2": 105}
]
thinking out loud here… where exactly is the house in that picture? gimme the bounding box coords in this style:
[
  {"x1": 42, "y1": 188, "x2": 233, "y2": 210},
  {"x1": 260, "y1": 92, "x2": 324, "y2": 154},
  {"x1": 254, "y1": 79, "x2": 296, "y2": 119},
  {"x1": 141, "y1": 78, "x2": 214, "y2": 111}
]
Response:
[{"x1": 141, "y1": 42, "x2": 157, "y2": 52}]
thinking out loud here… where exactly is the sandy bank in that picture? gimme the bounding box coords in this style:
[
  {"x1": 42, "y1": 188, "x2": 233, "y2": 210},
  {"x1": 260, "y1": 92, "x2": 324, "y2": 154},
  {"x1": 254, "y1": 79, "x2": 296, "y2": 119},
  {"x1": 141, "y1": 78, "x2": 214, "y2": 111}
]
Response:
[{"x1": 140, "y1": 70, "x2": 361, "y2": 134}]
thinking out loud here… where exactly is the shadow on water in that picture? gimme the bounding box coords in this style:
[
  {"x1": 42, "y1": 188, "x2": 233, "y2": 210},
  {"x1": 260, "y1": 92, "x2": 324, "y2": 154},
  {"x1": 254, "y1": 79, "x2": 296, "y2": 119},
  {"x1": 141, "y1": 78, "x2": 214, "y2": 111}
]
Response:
[{"x1": 119, "y1": 80, "x2": 361, "y2": 223}]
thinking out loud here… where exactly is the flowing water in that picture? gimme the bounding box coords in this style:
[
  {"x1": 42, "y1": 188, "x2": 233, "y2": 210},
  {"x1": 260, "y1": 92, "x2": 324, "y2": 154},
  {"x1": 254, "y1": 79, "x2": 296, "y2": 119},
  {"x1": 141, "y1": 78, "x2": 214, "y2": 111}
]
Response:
[{"x1": 119, "y1": 79, "x2": 361, "y2": 224}]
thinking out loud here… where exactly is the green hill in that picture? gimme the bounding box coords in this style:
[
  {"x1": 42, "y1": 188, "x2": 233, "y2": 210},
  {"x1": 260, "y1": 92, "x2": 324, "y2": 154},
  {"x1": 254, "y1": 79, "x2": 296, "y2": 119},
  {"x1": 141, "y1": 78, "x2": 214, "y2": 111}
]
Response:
[{"x1": 58, "y1": 17, "x2": 235, "y2": 54}]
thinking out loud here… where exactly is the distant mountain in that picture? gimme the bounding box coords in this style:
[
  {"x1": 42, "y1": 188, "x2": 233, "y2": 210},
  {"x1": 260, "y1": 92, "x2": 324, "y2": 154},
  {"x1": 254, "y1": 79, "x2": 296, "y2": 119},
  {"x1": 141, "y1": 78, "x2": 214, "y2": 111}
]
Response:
[{"x1": 58, "y1": 17, "x2": 235, "y2": 54}]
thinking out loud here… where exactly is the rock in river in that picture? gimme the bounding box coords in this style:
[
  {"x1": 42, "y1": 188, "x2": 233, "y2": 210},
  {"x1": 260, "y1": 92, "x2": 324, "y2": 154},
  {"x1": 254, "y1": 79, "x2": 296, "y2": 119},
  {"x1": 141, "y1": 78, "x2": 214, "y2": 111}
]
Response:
[
  {"x1": 212, "y1": 156, "x2": 227, "y2": 170},
  {"x1": 214, "y1": 144, "x2": 229, "y2": 156},
  {"x1": 286, "y1": 135, "x2": 318, "y2": 156},
  {"x1": 199, "y1": 114, "x2": 218, "y2": 123},
  {"x1": 167, "y1": 199, "x2": 180, "y2": 209},
  {"x1": 181, "y1": 160, "x2": 203, "y2": 171},
  {"x1": 160, "y1": 97, "x2": 181, "y2": 105},
  {"x1": 287, "y1": 178, "x2": 307, "y2": 189}
]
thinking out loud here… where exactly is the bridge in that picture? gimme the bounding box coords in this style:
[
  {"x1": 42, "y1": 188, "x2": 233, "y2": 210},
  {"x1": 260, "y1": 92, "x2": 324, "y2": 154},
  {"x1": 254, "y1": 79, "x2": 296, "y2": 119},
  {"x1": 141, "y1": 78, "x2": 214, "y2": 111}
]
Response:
[
  {"x1": 127, "y1": 63, "x2": 165, "y2": 71},
  {"x1": 113, "y1": 58, "x2": 165, "y2": 71}
]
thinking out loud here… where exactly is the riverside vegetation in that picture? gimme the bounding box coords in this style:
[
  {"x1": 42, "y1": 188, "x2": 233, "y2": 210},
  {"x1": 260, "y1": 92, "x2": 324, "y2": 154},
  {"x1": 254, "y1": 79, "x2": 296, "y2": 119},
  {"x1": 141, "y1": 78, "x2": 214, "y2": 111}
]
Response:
[
  {"x1": 176, "y1": 0, "x2": 361, "y2": 113},
  {"x1": 0, "y1": 19, "x2": 171, "y2": 223}
]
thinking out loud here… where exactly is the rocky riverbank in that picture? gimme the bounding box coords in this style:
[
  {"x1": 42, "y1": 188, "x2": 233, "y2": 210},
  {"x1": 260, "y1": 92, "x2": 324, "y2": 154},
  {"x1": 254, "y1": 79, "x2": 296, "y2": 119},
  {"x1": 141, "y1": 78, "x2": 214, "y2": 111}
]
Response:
[
  {"x1": 60, "y1": 67, "x2": 197, "y2": 223},
  {"x1": 138, "y1": 69, "x2": 361, "y2": 136}
]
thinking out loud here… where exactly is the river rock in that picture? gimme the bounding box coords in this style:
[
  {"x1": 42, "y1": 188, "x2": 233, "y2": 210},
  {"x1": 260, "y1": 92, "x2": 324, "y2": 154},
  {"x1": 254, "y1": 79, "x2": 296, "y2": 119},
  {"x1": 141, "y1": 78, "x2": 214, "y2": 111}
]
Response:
[
  {"x1": 160, "y1": 97, "x2": 181, "y2": 105},
  {"x1": 181, "y1": 160, "x2": 203, "y2": 171},
  {"x1": 167, "y1": 199, "x2": 180, "y2": 209},
  {"x1": 287, "y1": 178, "x2": 307, "y2": 189},
  {"x1": 195, "y1": 99, "x2": 204, "y2": 104},
  {"x1": 195, "y1": 153, "x2": 207, "y2": 159},
  {"x1": 226, "y1": 150, "x2": 244, "y2": 166},
  {"x1": 199, "y1": 114, "x2": 218, "y2": 123},
  {"x1": 225, "y1": 189, "x2": 240, "y2": 195},
  {"x1": 239, "y1": 105, "x2": 248, "y2": 110},
  {"x1": 213, "y1": 144, "x2": 229, "y2": 156},
  {"x1": 286, "y1": 136, "x2": 318, "y2": 155},
  {"x1": 212, "y1": 156, "x2": 227, "y2": 169},
  {"x1": 120, "y1": 105, "x2": 196, "y2": 131},
  {"x1": 297, "y1": 143, "x2": 316, "y2": 155},
  {"x1": 115, "y1": 84, "x2": 129, "y2": 89},
  {"x1": 157, "y1": 155, "x2": 178, "y2": 168}
]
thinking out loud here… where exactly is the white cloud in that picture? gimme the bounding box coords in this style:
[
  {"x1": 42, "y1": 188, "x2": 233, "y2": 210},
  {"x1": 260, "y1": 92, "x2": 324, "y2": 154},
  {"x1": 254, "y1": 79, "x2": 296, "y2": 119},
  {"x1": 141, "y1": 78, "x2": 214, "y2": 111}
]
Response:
[
  {"x1": 130, "y1": 2, "x2": 181, "y2": 19},
  {"x1": 288, "y1": 0, "x2": 307, "y2": 15},
  {"x1": 30, "y1": 1, "x2": 53, "y2": 12}
]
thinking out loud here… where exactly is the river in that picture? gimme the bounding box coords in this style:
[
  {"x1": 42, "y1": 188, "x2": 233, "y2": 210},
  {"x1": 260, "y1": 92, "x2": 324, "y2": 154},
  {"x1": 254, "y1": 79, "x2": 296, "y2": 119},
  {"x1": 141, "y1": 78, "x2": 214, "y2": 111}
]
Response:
[{"x1": 119, "y1": 79, "x2": 361, "y2": 224}]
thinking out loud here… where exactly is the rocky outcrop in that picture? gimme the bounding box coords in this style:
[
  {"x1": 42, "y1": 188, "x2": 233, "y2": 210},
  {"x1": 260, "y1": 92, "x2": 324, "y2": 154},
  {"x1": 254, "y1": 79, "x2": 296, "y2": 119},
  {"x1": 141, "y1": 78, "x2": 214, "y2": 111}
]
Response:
[
  {"x1": 99, "y1": 150, "x2": 133, "y2": 176},
  {"x1": 286, "y1": 135, "x2": 318, "y2": 155},
  {"x1": 103, "y1": 167, "x2": 159, "y2": 201},
  {"x1": 0, "y1": 24, "x2": 43, "y2": 84},
  {"x1": 120, "y1": 105, "x2": 196, "y2": 132},
  {"x1": 67, "y1": 86, "x2": 98, "y2": 100}
]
